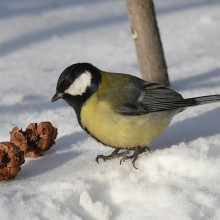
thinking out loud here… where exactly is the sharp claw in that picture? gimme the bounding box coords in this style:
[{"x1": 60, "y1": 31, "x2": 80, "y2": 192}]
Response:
[
  {"x1": 120, "y1": 158, "x2": 125, "y2": 165},
  {"x1": 95, "y1": 156, "x2": 100, "y2": 164},
  {"x1": 132, "y1": 158, "x2": 138, "y2": 169},
  {"x1": 95, "y1": 155, "x2": 106, "y2": 164},
  {"x1": 132, "y1": 163, "x2": 138, "y2": 169},
  {"x1": 145, "y1": 147, "x2": 150, "y2": 153}
]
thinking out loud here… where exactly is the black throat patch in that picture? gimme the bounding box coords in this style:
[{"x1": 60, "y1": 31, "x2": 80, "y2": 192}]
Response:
[{"x1": 62, "y1": 64, "x2": 102, "y2": 127}]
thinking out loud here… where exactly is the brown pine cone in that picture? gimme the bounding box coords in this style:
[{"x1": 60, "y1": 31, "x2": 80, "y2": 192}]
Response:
[
  {"x1": 10, "y1": 127, "x2": 29, "y2": 154},
  {"x1": 10, "y1": 122, "x2": 58, "y2": 157},
  {"x1": 26, "y1": 123, "x2": 37, "y2": 140},
  {"x1": 36, "y1": 122, "x2": 58, "y2": 152},
  {"x1": 0, "y1": 142, "x2": 25, "y2": 180}
]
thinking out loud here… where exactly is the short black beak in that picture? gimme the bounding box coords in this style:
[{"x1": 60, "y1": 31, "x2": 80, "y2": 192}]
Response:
[{"x1": 51, "y1": 91, "x2": 63, "y2": 102}]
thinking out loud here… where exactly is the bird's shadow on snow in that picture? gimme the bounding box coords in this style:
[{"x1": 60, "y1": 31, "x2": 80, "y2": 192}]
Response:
[
  {"x1": 21, "y1": 131, "x2": 88, "y2": 179},
  {"x1": 151, "y1": 107, "x2": 220, "y2": 150}
]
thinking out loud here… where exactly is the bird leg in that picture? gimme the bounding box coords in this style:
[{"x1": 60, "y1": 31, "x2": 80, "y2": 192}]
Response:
[
  {"x1": 96, "y1": 148, "x2": 130, "y2": 163},
  {"x1": 120, "y1": 146, "x2": 150, "y2": 169},
  {"x1": 96, "y1": 146, "x2": 150, "y2": 169}
]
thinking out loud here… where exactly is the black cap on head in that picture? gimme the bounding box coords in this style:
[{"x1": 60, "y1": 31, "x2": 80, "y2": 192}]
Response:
[
  {"x1": 56, "y1": 63, "x2": 100, "y2": 93},
  {"x1": 51, "y1": 62, "x2": 101, "y2": 105}
]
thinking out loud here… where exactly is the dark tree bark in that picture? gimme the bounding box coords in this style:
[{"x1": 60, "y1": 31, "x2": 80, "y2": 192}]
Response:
[{"x1": 125, "y1": 0, "x2": 170, "y2": 86}]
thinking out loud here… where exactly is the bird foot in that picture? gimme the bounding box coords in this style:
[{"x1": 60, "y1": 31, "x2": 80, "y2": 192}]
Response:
[
  {"x1": 95, "y1": 146, "x2": 150, "y2": 169},
  {"x1": 120, "y1": 146, "x2": 150, "y2": 169},
  {"x1": 96, "y1": 148, "x2": 130, "y2": 163}
]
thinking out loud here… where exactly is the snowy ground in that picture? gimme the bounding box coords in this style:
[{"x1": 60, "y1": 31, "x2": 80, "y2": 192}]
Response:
[{"x1": 1, "y1": 0, "x2": 220, "y2": 219}]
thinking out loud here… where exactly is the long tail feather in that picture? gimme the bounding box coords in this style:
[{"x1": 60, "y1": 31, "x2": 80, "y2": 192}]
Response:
[{"x1": 186, "y1": 95, "x2": 220, "y2": 106}]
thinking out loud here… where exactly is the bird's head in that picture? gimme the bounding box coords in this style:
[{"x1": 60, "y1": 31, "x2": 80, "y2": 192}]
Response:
[{"x1": 51, "y1": 63, "x2": 101, "y2": 103}]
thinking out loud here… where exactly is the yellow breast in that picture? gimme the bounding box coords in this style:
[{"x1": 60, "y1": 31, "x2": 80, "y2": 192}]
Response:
[{"x1": 80, "y1": 94, "x2": 173, "y2": 149}]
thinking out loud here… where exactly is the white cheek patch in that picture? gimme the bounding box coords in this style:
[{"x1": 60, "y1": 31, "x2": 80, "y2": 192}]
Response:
[{"x1": 65, "y1": 71, "x2": 92, "y2": 96}]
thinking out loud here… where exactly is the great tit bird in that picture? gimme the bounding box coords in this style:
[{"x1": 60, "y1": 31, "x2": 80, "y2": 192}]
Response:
[{"x1": 51, "y1": 63, "x2": 220, "y2": 168}]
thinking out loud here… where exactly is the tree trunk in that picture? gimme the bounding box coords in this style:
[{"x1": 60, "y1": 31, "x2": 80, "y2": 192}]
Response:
[{"x1": 125, "y1": 0, "x2": 170, "y2": 86}]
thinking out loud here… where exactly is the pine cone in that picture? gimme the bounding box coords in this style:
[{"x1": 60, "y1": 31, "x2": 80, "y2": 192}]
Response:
[
  {"x1": 10, "y1": 127, "x2": 29, "y2": 154},
  {"x1": 36, "y1": 122, "x2": 58, "y2": 152},
  {"x1": 0, "y1": 142, "x2": 25, "y2": 180},
  {"x1": 10, "y1": 122, "x2": 58, "y2": 157},
  {"x1": 26, "y1": 123, "x2": 37, "y2": 140}
]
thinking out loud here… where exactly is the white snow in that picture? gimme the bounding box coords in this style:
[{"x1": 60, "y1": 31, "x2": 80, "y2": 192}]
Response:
[{"x1": 0, "y1": 0, "x2": 220, "y2": 219}]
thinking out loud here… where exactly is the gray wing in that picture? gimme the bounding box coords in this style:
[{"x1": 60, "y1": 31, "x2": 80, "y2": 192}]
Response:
[{"x1": 114, "y1": 82, "x2": 195, "y2": 115}]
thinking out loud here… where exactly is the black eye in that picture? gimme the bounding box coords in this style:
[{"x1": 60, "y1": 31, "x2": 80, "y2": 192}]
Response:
[{"x1": 65, "y1": 81, "x2": 70, "y2": 88}]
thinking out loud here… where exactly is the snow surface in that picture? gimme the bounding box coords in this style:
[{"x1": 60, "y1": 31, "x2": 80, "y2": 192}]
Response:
[{"x1": 0, "y1": 0, "x2": 220, "y2": 219}]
